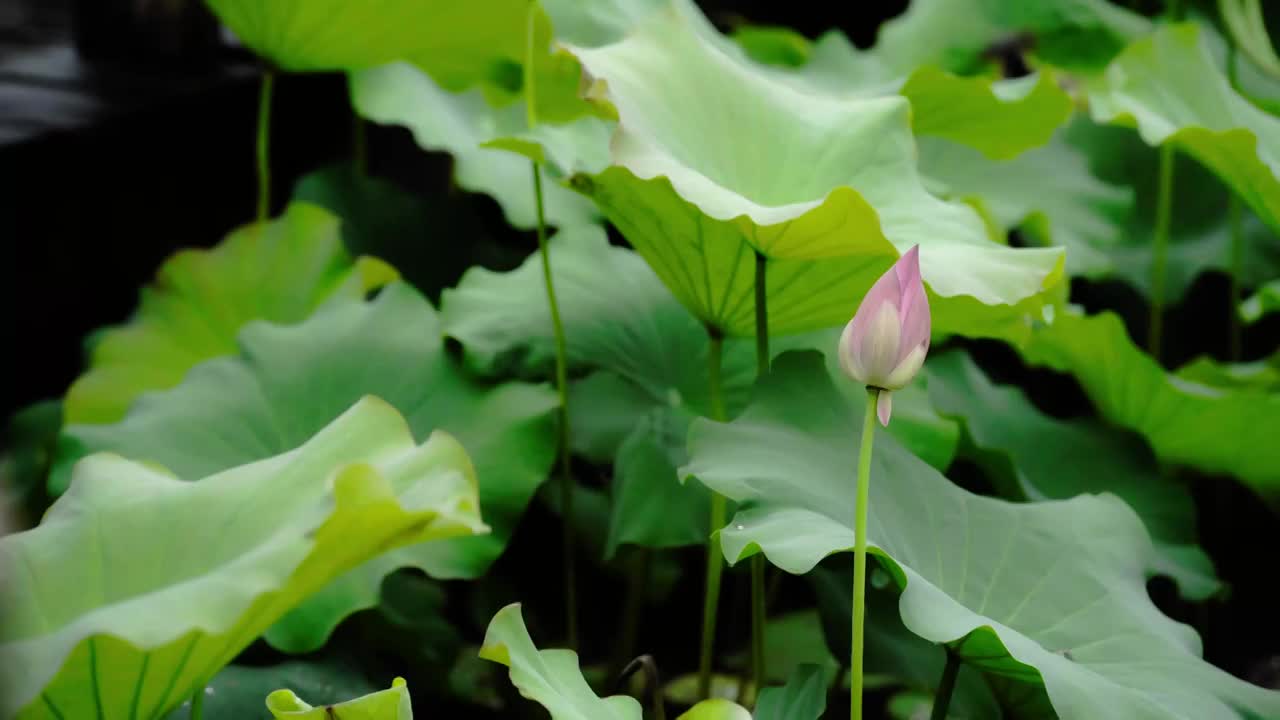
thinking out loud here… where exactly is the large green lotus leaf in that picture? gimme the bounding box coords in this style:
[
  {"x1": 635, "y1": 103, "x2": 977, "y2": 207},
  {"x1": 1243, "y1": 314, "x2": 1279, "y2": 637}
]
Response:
[
  {"x1": 1022, "y1": 309, "x2": 1280, "y2": 497},
  {"x1": 1242, "y1": 279, "x2": 1280, "y2": 323},
  {"x1": 52, "y1": 283, "x2": 558, "y2": 651},
  {"x1": 349, "y1": 62, "x2": 605, "y2": 230},
  {"x1": 267, "y1": 678, "x2": 412, "y2": 719},
  {"x1": 62, "y1": 204, "x2": 395, "y2": 426},
  {"x1": 681, "y1": 351, "x2": 1280, "y2": 720},
  {"x1": 0, "y1": 398, "x2": 483, "y2": 719},
  {"x1": 926, "y1": 351, "x2": 1218, "y2": 599},
  {"x1": 1083, "y1": 23, "x2": 1280, "y2": 235},
  {"x1": 540, "y1": 0, "x2": 665, "y2": 48},
  {"x1": 1174, "y1": 355, "x2": 1280, "y2": 393},
  {"x1": 748, "y1": 27, "x2": 1072, "y2": 159},
  {"x1": 204, "y1": 0, "x2": 580, "y2": 116},
  {"x1": 918, "y1": 133, "x2": 1134, "y2": 278},
  {"x1": 562, "y1": 3, "x2": 1064, "y2": 339},
  {"x1": 443, "y1": 225, "x2": 753, "y2": 416},
  {"x1": 1062, "y1": 118, "x2": 1280, "y2": 304}
]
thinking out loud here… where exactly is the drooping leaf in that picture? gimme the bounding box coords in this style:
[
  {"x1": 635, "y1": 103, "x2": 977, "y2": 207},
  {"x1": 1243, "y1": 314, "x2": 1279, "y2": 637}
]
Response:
[
  {"x1": 1021, "y1": 309, "x2": 1280, "y2": 497},
  {"x1": 204, "y1": 0, "x2": 524, "y2": 95},
  {"x1": 1061, "y1": 118, "x2": 1280, "y2": 303},
  {"x1": 926, "y1": 350, "x2": 1219, "y2": 599},
  {"x1": 561, "y1": 2, "x2": 1065, "y2": 340},
  {"x1": 918, "y1": 132, "x2": 1134, "y2": 279},
  {"x1": 53, "y1": 283, "x2": 558, "y2": 651},
  {"x1": 163, "y1": 659, "x2": 379, "y2": 720},
  {"x1": 1219, "y1": 0, "x2": 1280, "y2": 80},
  {"x1": 479, "y1": 603, "x2": 642, "y2": 719},
  {"x1": 1083, "y1": 23, "x2": 1280, "y2": 236},
  {"x1": 0, "y1": 398, "x2": 484, "y2": 719},
  {"x1": 62, "y1": 204, "x2": 395, "y2": 426},
  {"x1": 682, "y1": 351, "x2": 1280, "y2": 720},
  {"x1": 348, "y1": 63, "x2": 606, "y2": 230},
  {"x1": 754, "y1": 664, "x2": 827, "y2": 720},
  {"x1": 267, "y1": 677, "x2": 412, "y2": 719}
]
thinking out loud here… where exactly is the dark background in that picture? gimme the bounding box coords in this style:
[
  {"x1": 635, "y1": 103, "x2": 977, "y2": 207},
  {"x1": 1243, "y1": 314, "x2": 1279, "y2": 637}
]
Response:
[{"x1": 2, "y1": 0, "x2": 1276, "y2": 713}]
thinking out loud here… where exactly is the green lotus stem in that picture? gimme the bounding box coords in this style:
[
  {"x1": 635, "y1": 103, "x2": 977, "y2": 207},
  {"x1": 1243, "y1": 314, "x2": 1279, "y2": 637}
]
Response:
[
  {"x1": 1148, "y1": 143, "x2": 1175, "y2": 359},
  {"x1": 532, "y1": 161, "x2": 578, "y2": 649},
  {"x1": 524, "y1": 4, "x2": 578, "y2": 650},
  {"x1": 190, "y1": 686, "x2": 205, "y2": 720},
  {"x1": 698, "y1": 329, "x2": 728, "y2": 699},
  {"x1": 748, "y1": 249, "x2": 769, "y2": 703},
  {"x1": 930, "y1": 650, "x2": 961, "y2": 720},
  {"x1": 611, "y1": 549, "x2": 650, "y2": 681},
  {"x1": 1229, "y1": 195, "x2": 1245, "y2": 360},
  {"x1": 850, "y1": 387, "x2": 879, "y2": 720},
  {"x1": 256, "y1": 71, "x2": 274, "y2": 224},
  {"x1": 353, "y1": 115, "x2": 368, "y2": 177}
]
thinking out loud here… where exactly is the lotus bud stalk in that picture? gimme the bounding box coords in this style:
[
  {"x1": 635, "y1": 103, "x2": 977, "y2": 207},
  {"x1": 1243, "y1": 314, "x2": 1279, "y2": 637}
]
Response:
[{"x1": 838, "y1": 246, "x2": 931, "y2": 426}]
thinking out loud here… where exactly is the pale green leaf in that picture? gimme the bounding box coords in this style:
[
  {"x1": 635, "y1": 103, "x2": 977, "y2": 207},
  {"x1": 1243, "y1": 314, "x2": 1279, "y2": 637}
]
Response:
[
  {"x1": 918, "y1": 131, "x2": 1134, "y2": 279},
  {"x1": 682, "y1": 351, "x2": 1280, "y2": 720},
  {"x1": 53, "y1": 283, "x2": 557, "y2": 652},
  {"x1": 926, "y1": 351, "x2": 1218, "y2": 599},
  {"x1": 1083, "y1": 23, "x2": 1280, "y2": 235},
  {"x1": 479, "y1": 604, "x2": 643, "y2": 720},
  {"x1": 1061, "y1": 118, "x2": 1280, "y2": 303},
  {"x1": 0, "y1": 399, "x2": 483, "y2": 719},
  {"x1": 564, "y1": 3, "x2": 1064, "y2": 339},
  {"x1": 62, "y1": 204, "x2": 395, "y2": 426},
  {"x1": 349, "y1": 63, "x2": 606, "y2": 230},
  {"x1": 267, "y1": 678, "x2": 412, "y2": 719},
  {"x1": 1022, "y1": 309, "x2": 1280, "y2": 496}
]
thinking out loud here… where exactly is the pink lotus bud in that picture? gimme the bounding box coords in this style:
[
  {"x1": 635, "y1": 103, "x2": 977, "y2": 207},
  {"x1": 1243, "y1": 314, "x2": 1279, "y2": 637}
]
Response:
[{"x1": 838, "y1": 246, "x2": 931, "y2": 427}]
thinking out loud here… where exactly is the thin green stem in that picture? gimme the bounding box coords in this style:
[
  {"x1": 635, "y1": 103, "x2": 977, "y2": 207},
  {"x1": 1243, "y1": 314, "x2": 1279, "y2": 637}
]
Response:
[
  {"x1": 611, "y1": 549, "x2": 650, "y2": 681},
  {"x1": 748, "y1": 250, "x2": 769, "y2": 705},
  {"x1": 930, "y1": 650, "x2": 961, "y2": 720},
  {"x1": 850, "y1": 387, "x2": 879, "y2": 720},
  {"x1": 255, "y1": 71, "x2": 274, "y2": 224},
  {"x1": 1229, "y1": 195, "x2": 1245, "y2": 361},
  {"x1": 698, "y1": 330, "x2": 728, "y2": 699},
  {"x1": 1148, "y1": 143, "x2": 1175, "y2": 360},
  {"x1": 189, "y1": 687, "x2": 204, "y2": 720},
  {"x1": 533, "y1": 161, "x2": 578, "y2": 649},
  {"x1": 524, "y1": 4, "x2": 577, "y2": 649}
]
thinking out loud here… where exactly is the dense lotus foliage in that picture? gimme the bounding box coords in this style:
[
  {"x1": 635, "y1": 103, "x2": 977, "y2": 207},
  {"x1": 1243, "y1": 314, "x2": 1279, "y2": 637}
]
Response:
[{"x1": 3, "y1": 0, "x2": 1280, "y2": 718}]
